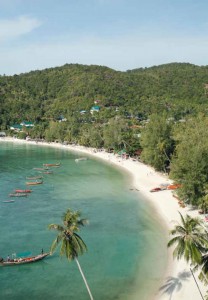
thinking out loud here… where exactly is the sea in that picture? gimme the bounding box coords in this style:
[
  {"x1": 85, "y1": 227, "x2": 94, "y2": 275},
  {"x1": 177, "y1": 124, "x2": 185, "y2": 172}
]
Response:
[{"x1": 0, "y1": 141, "x2": 168, "y2": 300}]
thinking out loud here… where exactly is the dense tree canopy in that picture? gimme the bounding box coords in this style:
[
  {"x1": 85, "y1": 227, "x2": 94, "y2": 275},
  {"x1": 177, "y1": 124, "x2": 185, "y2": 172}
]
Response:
[
  {"x1": 140, "y1": 113, "x2": 174, "y2": 171},
  {"x1": 170, "y1": 115, "x2": 208, "y2": 205}
]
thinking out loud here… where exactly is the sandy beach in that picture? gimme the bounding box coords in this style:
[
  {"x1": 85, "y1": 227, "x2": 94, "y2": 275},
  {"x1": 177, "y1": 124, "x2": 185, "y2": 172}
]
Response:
[{"x1": 1, "y1": 137, "x2": 206, "y2": 299}]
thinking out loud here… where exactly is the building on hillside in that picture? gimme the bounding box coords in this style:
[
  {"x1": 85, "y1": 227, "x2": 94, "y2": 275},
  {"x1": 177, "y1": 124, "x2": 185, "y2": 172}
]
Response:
[
  {"x1": 80, "y1": 110, "x2": 87, "y2": 115},
  {"x1": 57, "y1": 115, "x2": 67, "y2": 122},
  {"x1": 20, "y1": 121, "x2": 34, "y2": 127},
  {"x1": 0, "y1": 131, "x2": 6, "y2": 137},
  {"x1": 94, "y1": 99, "x2": 100, "y2": 104},
  {"x1": 90, "y1": 106, "x2": 100, "y2": 114},
  {"x1": 10, "y1": 124, "x2": 23, "y2": 132}
]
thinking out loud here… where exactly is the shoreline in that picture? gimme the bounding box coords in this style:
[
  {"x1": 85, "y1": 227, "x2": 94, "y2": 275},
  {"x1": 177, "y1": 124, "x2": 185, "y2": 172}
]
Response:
[{"x1": 1, "y1": 137, "x2": 206, "y2": 299}]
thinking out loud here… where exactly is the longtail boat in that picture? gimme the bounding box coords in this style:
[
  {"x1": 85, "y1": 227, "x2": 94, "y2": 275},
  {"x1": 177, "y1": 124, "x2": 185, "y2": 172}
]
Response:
[
  {"x1": 9, "y1": 193, "x2": 28, "y2": 197},
  {"x1": 2, "y1": 200, "x2": 15, "y2": 203},
  {"x1": 42, "y1": 170, "x2": 53, "y2": 174},
  {"x1": 0, "y1": 253, "x2": 50, "y2": 266},
  {"x1": 15, "y1": 189, "x2": 32, "y2": 193},
  {"x1": 26, "y1": 181, "x2": 43, "y2": 186},
  {"x1": 43, "y1": 163, "x2": 60, "y2": 167}
]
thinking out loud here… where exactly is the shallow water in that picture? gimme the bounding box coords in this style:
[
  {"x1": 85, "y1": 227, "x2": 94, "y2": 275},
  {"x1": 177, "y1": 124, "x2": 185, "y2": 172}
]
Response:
[{"x1": 0, "y1": 142, "x2": 168, "y2": 300}]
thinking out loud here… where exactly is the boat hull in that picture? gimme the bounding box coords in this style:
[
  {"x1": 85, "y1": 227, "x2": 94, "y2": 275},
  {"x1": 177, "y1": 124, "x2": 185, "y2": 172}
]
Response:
[
  {"x1": 43, "y1": 163, "x2": 60, "y2": 167},
  {"x1": 26, "y1": 181, "x2": 43, "y2": 185},
  {"x1": 0, "y1": 253, "x2": 50, "y2": 266},
  {"x1": 15, "y1": 189, "x2": 32, "y2": 193},
  {"x1": 9, "y1": 193, "x2": 28, "y2": 197}
]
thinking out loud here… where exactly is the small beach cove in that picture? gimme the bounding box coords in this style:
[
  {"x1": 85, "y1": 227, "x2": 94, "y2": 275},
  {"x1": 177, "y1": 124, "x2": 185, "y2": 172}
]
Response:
[{"x1": 0, "y1": 138, "x2": 206, "y2": 299}]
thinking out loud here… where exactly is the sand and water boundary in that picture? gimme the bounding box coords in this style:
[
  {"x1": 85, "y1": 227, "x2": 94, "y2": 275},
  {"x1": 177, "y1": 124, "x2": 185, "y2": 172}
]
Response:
[{"x1": 1, "y1": 137, "x2": 206, "y2": 299}]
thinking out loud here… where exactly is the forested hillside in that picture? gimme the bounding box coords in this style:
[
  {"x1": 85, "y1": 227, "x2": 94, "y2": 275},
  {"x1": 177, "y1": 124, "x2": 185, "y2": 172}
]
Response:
[
  {"x1": 1, "y1": 62, "x2": 208, "y2": 209},
  {"x1": 1, "y1": 62, "x2": 208, "y2": 127}
]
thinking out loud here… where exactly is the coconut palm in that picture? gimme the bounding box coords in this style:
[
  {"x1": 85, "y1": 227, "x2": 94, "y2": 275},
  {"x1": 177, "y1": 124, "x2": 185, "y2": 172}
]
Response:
[
  {"x1": 193, "y1": 253, "x2": 208, "y2": 285},
  {"x1": 167, "y1": 212, "x2": 208, "y2": 265},
  {"x1": 48, "y1": 209, "x2": 93, "y2": 300}
]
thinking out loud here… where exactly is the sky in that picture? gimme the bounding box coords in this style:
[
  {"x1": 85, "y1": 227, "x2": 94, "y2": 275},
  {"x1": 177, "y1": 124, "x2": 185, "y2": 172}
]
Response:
[{"x1": 0, "y1": 0, "x2": 208, "y2": 75}]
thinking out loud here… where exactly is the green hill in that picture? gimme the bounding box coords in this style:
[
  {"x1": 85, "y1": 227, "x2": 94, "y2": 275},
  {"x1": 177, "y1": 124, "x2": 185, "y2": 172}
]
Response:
[{"x1": 1, "y1": 62, "x2": 208, "y2": 128}]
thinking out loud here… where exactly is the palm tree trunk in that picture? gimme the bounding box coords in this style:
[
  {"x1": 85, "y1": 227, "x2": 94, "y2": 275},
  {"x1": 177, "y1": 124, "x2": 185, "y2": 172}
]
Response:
[
  {"x1": 75, "y1": 257, "x2": 94, "y2": 300},
  {"x1": 190, "y1": 267, "x2": 205, "y2": 300}
]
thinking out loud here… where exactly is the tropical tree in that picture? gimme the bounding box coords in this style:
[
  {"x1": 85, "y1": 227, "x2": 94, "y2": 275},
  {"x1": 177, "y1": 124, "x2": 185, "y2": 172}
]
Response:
[
  {"x1": 170, "y1": 115, "x2": 208, "y2": 206},
  {"x1": 103, "y1": 116, "x2": 129, "y2": 150},
  {"x1": 48, "y1": 209, "x2": 94, "y2": 300},
  {"x1": 167, "y1": 212, "x2": 208, "y2": 265},
  {"x1": 168, "y1": 212, "x2": 208, "y2": 297},
  {"x1": 140, "y1": 113, "x2": 174, "y2": 171},
  {"x1": 198, "y1": 194, "x2": 208, "y2": 215}
]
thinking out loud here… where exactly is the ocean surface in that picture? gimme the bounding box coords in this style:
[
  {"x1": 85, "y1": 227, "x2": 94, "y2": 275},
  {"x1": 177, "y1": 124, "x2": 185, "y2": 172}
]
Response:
[{"x1": 0, "y1": 141, "x2": 168, "y2": 300}]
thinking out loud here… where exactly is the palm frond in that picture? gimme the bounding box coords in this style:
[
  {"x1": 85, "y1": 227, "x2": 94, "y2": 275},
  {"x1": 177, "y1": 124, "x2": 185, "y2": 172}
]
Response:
[
  {"x1": 48, "y1": 223, "x2": 65, "y2": 232},
  {"x1": 167, "y1": 236, "x2": 182, "y2": 247}
]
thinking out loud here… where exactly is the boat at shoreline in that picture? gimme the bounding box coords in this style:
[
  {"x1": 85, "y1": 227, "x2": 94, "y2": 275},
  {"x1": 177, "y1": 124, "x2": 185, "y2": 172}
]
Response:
[
  {"x1": 26, "y1": 181, "x2": 43, "y2": 186},
  {"x1": 150, "y1": 187, "x2": 162, "y2": 192},
  {"x1": 0, "y1": 253, "x2": 50, "y2": 266}
]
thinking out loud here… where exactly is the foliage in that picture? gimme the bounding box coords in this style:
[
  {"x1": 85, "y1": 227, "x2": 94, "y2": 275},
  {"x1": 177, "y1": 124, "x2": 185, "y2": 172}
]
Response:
[
  {"x1": 168, "y1": 213, "x2": 208, "y2": 293},
  {"x1": 1, "y1": 62, "x2": 208, "y2": 130},
  {"x1": 167, "y1": 212, "x2": 208, "y2": 265},
  {"x1": 140, "y1": 113, "x2": 174, "y2": 171},
  {"x1": 48, "y1": 208, "x2": 88, "y2": 260},
  {"x1": 48, "y1": 209, "x2": 93, "y2": 300},
  {"x1": 170, "y1": 115, "x2": 208, "y2": 205},
  {"x1": 103, "y1": 117, "x2": 130, "y2": 150}
]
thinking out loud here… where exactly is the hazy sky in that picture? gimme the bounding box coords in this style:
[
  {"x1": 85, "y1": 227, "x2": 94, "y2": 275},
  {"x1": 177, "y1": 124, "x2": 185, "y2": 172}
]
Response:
[{"x1": 0, "y1": 0, "x2": 208, "y2": 75}]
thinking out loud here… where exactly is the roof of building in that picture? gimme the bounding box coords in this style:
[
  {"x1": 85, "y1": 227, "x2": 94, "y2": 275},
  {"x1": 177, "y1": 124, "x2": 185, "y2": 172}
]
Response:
[
  {"x1": 20, "y1": 121, "x2": 34, "y2": 126},
  {"x1": 91, "y1": 106, "x2": 100, "y2": 110},
  {"x1": 10, "y1": 124, "x2": 23, "y2": 129}
]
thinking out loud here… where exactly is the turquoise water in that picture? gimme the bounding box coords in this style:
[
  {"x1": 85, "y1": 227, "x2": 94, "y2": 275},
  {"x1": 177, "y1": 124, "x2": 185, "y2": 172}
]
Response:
[{"x1": 0, "y1": 142, "x2": 168, "y2": 300}]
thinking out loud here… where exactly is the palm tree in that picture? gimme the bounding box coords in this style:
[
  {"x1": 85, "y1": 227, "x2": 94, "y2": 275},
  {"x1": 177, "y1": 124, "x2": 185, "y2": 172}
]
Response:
[
  {"x1": 48, "y1": 209, "x2": 94, "y2": 300},
  {"x1": 167, "y1": 212, "x2": 208, "y2": 265},
  {"x1": 194, "y1": 253, "x2": 208, "y2": 285}
]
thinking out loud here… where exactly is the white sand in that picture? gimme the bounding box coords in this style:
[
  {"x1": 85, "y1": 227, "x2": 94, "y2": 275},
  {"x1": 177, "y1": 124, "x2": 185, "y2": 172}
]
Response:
[{"x1": 1, "y1": 137, "x2": 207, "y2": 299}]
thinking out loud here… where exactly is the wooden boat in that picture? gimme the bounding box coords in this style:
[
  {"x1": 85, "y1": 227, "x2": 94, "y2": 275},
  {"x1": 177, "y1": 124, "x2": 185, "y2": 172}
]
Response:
[
  {"x1": 26, "y1": 176, "x2": 43, "y2": 180},
  {"x1": 43, "y1": 170, "x2": 53, "y2": 174},
  {"x1": 26, "y1": 181, "x2": 43, "y2": 186},
  {"x1": 15, "y1": 189, "x2": 32, "y2": 193},
  {"x1": 2, "y1": 200, "x2": 15, "y2": 203},
  {"x1": 9, "y1": 193, "x2": 28, "y2": 197},
  {"x1": 150, "y1": 187, "x2": 162, "y2": 192},
  {"x1": 0, "y1": 253, "x2": 50, "y2": 266},
  {"x1": 43, "y1": 163, "x2": 60, "y2": 167},
  {"x1": 167, "y1": 184, "x2": 182, "y2": 190}
]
